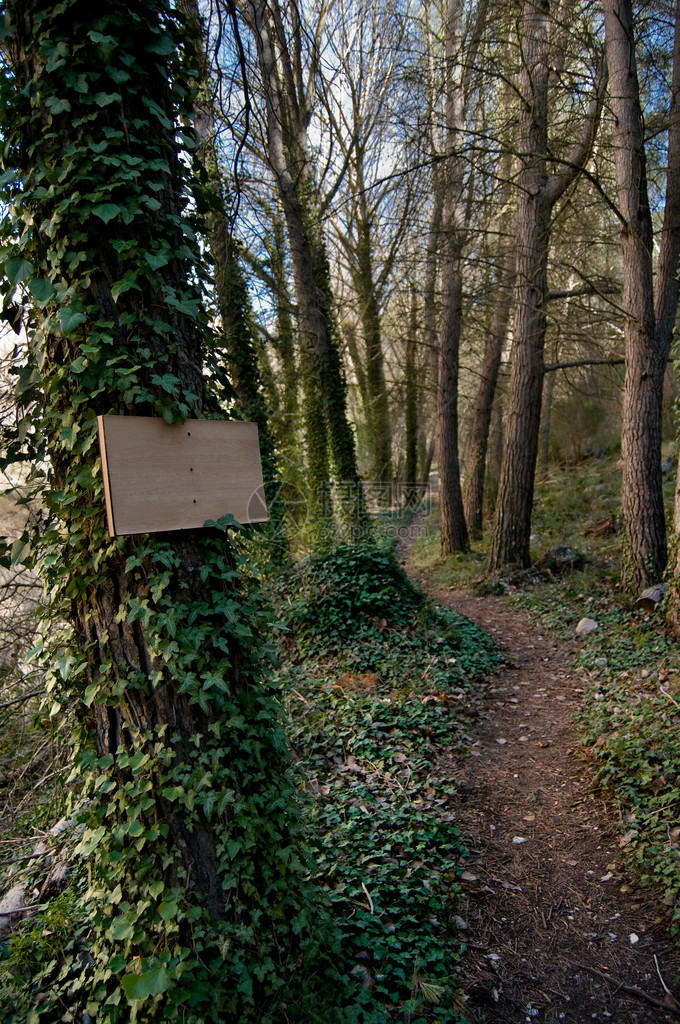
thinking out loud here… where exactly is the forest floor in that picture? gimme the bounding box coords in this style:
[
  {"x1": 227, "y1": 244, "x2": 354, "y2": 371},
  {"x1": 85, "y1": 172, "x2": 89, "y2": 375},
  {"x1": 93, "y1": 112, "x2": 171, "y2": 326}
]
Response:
[{"x1": 405, "y1": 560, "x2": 680, "y2": 1024}]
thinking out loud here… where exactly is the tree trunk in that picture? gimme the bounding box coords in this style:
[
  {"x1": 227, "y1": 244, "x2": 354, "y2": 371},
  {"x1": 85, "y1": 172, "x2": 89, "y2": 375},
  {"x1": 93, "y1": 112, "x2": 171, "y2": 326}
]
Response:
[
  {"x1": 462, "y1": 246, "x2": 515, "y2": 538},
  {"x1": 489, "y1": 0, "x2": 604, "y2": 569},
  {"x1": 405, "y1": 286, "x2": 419, "y2": 506},
  {"x1": 246, "y1": 0, "x2": 366, "y2": 534},
  {"x1": 604, "y1": 0, "x2": 680, "y2": 591},
  {"x1": 438, "y1": 0, "x2": 469, "y2": 555},
  {"x1": 354, "y1": 206, "x2": 392, "y2": 484},
  {"x1": 539, "y1": 366, "x2": 555, "y2": 479},
  {"x1": 489, "y1": 1, "x2": 551, "y2": 568},
  {"x1": 2, "y1": 3, "x2": 316, "y2": 1016}
]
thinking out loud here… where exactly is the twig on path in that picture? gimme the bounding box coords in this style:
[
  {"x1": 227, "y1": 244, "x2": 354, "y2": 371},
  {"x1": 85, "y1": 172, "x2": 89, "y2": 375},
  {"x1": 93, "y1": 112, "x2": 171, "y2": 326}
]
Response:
[
  {"x1": 361, "y1": 882, "x2": 374, "y2": 915},
  {"x1": 575, "y1": 962, "x2": 680, "y2": 1019},
  {"x1": 655, "y1": 954, "x2": 679, "y2": 1003},
  {"x1": 660, "y1": 688, "x2": 680, "y2": 711},
  {"x1": 0, "y1": 850, "x2": 45, "y2": 867}
]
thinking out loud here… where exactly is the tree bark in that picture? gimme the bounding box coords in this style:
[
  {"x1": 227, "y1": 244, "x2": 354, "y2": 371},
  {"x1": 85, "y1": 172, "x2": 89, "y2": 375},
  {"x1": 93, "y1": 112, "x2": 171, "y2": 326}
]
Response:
[
  {"x1": 353, "y1": 197, "x2": 392, "y2": 484},
  {"x1": 3, "y1": 3, "x2": 311, "y2": 1015},
  {"x1": 437, "y1": 0, "x2": 469, "y2": 555},
  {"x1": 462, "y1": 245, "x2": 515, "y2": 538},
  {"x1": 246, "y1": 0, "x2": 365, "y2": 532},
  {"x1": 405, "y1": 286, "x2": 419, "y2": 506},
  {"x1": 489, "y1": 0, "x2": 605, "y2": 569},
  {"x1": 604, "y1": 0, "x2": 680, "y2": 591}
]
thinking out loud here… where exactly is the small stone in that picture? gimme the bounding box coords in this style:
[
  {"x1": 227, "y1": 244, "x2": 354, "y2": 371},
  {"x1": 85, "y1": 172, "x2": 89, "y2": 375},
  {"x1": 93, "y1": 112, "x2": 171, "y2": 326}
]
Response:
[
  {"x1": 512, "y1": 836, "x2": 528, "y2": 845},
  {"x1": 576, "y1": 617, "x2": 599, "y2": 636},
  {"x1": 496, "y1": 737, "x2": 508, "y2": 745},
  {"x1": 629, "y1": 933, "x2": 639, "y2": 944},
  {"x1": 0, "y1": 884, "x2": 26, "y2": 940}
]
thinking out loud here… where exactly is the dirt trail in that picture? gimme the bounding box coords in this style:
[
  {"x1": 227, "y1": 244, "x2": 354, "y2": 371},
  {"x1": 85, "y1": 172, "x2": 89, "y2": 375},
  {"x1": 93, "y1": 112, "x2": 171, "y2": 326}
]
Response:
[{"x1": 417, "y1": 578, "x2": 680, "y2": 1024}]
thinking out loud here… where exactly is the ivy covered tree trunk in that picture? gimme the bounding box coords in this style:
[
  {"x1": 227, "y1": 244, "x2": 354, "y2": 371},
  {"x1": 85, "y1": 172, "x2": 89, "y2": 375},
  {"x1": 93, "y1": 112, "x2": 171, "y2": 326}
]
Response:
[
  {"x1": 245, "y1": 0, "x2": 366, "y2": 537},
  {"x1": 0, "y1": 2, "x2": 326, "y2": 1020},
  {"x1": 353, "y1": 207, "x2": 392, "y2": 486},
  {"x1": 184, "y1": 0, "x2": 282, "y2": 538}
]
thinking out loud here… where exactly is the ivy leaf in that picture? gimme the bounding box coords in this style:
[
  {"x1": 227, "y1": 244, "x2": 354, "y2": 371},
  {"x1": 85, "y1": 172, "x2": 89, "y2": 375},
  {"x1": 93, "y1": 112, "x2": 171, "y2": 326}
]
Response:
[
  {"x1": 45, "y1": 96, "x2": 71, "y2": 115},
  {"x1": 145, "y1": 251, "x2": 170, "y2": 271},
  {"x1": 128, "y1": 751, "x2": 149, "y2": 774},
  {"x1": 10, "y1": 536, "x2": 31, "y2": 567},
  {"x1": 59, "y1": 423, "x2": 80, "y2": 450},
  {"x1": 92, "y1": 203, "x2": 122, "y2": 224},
  {"x1": 4, "y1": 257, "x2": 34, "y2": 286},
  {"x1": 111, "y1": 916, "x2": 135, "y2": 941},
  {"x1": 111, "y1": 273, "x2": 141, "y2": 300},
  {"x1": 121, "y1": 966, "x2": 173, "y2": 1001},
  {"x1": 58, "y1": 306, "x2": 87, "y2": 333},
  {"x1": 147, "y1": 34, "x2": 175, "y2": 55},
  {"x1": 94, "y1": 91, "x2": 122, "y2": 107},
  {"x1": 28, "y1": 277, "x2": 56, "y2": 304},
  {"x1": 157, "y1": 898, "x2": 179, "y2": 922},
  {"x1": 151, "y1": 372, "x2": 180, "y2": 395}
]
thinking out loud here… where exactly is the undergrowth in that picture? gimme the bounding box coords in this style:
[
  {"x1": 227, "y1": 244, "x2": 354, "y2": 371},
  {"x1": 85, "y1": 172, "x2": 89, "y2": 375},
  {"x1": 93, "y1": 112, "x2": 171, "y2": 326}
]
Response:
[
  {"x1": 274, "y1": 540, "x2": 500, "y2": 1022},
  {"x1": 0, "y1": 533, "x2": 498, "y2": 1023}
]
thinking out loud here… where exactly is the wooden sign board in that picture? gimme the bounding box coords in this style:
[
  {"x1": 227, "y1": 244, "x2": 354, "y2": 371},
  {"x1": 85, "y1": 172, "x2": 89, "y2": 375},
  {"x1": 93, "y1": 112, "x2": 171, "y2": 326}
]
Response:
[{"x1": 97, "y1": 416, "x2": 268, "y2": 537}]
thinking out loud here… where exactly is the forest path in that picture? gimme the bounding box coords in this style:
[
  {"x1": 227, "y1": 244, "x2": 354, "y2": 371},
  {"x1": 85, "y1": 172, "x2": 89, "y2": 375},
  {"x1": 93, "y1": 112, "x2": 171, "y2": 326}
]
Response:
[{"x1": 409, "y1": 569, "x2": 680, "y2": 1024}]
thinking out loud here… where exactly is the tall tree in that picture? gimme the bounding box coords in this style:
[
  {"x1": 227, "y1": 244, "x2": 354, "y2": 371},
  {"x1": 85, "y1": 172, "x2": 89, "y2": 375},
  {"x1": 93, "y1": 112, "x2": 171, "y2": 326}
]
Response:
[
  {"x1": 488, "y1": 0, "x2": 605, "y2": 569},
  {"x1": 603, "y1": 0, "x2": 680, "y2": 592},
  {"x1": 322, "y1": 0, "x2": 415, "y2": 486},
  {"x1": 437, "y1": 0, "x2": 470, "y2": 554},
  {"x1": 184, "y1": 0, "x2": 283, "y2": 537},
  {"x1": 461, "y1": 122, "x2": 516, "y2": 539},
  {"x1": 0, "y1": 2, "x2": 325, "y2": 1018},
  {"x1": 242, "y1": 0, "x2": 366, "y2": 535}
]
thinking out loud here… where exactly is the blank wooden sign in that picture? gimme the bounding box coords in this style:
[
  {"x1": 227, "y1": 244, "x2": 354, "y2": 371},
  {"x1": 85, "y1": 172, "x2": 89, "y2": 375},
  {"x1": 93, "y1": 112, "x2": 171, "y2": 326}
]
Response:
[{"x1": 97, "y1": 416, "x2": 268, "y2": 537}]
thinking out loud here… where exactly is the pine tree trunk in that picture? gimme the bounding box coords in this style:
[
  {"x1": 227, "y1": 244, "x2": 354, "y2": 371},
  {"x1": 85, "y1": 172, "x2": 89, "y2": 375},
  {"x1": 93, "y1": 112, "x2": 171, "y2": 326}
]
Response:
[
  {"x1": 604, "y1": 0, "x2": 680, "y2": 591},
  {"x1": 488, "y1": 4, "x2": 551, "y2": 571},
  {"x1": 488, "y1": 0, "x2": 604, "y2": 570}
]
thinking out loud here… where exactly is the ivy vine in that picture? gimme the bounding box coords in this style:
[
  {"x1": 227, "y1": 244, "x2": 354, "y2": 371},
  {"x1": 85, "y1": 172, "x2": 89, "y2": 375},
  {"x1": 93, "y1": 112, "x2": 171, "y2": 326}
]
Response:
[{"x1": 0, "y1": 3, "x2": 338, "y2": 1021}]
